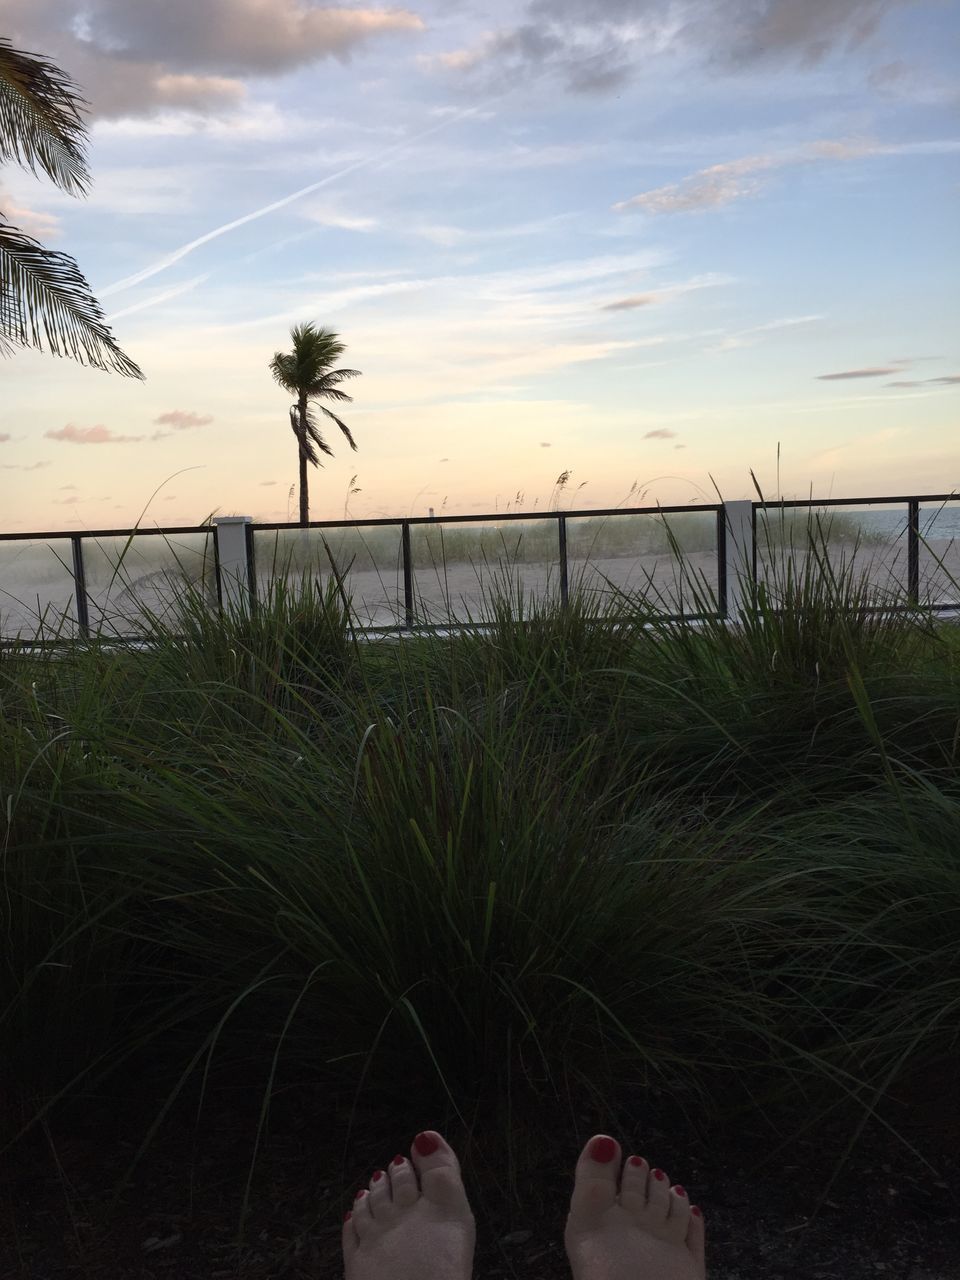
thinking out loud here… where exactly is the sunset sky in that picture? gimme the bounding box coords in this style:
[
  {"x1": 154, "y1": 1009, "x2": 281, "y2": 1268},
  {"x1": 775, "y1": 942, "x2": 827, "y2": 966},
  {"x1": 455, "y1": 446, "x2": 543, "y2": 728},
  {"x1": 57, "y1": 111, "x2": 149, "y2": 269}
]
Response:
[{"x1": 1, "y1": 0, "x2": 958, "y2": 533}]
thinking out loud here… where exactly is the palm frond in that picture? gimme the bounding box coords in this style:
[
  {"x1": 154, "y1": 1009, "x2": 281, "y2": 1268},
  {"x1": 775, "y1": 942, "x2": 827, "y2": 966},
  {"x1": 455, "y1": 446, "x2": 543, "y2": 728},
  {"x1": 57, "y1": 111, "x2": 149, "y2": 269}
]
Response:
[
  {"x1": 0, "y1": 38, "x2": 90, "y2": 195},
  {"x1": 0, "y1": 219, "x2": 143, "y2": 378},
  {"x1": 303, "y1": 404, "x2": 335, "y2": 460},
  {"x1": 310, "y1": 385, "x2": 353, "y2": 404},
  {"x1": 271, "y1": 351, "x2": 298, "y2": 393},
  {"x1": 290, "y1": 404, "x2": 330, "y2": 468},
  {"x1": 319, "y1": 403, "x2": 358, "y2": 451}
]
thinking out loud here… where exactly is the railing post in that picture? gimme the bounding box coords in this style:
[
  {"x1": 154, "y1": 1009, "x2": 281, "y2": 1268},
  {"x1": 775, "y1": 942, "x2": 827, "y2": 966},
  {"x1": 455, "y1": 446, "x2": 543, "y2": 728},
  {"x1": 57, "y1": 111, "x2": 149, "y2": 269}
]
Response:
[
  {"x1": 70, "y1": 534, "x2": 90, "y2": 639},
  {"x1": 558, "y1": 515, "x2": 569, "y2": 609},
  {"x1": 401, "y1": 521, "x2": 414, "y2": 629},
  {"x1": 722, "y1": 500, "x2": 755, "y2": 623},
  {"x1": 907, "y1": 499, "x2": 920, "y2": 606},
  {"x1": 213, "y1": 516, "x2": 252, "y2": 613}
]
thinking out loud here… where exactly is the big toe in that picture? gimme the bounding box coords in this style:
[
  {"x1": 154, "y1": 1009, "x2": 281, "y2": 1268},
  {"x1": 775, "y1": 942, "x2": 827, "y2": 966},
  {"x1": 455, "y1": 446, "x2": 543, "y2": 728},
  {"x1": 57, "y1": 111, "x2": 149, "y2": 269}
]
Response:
[
  {"x1": 410, "y1": 1131, "x2": 472, "y2": 1215},
  {"x1": 568, "y1": 1133, "x2": 622, "y2": 1225}
]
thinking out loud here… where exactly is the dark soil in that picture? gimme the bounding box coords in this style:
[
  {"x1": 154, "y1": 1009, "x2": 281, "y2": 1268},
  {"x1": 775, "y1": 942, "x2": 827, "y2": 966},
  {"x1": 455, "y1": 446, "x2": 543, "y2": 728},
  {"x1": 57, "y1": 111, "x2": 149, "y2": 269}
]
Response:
[{"x1": 2, "y1": 1062, "x2": 958, "y2": 1280}]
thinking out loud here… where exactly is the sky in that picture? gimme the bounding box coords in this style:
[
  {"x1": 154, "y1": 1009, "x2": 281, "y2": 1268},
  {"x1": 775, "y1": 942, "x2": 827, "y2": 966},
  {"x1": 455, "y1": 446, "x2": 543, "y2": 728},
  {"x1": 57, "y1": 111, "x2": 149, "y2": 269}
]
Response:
[{"x1": 1, "y1": 0, "x2": 958, "y2": 533}]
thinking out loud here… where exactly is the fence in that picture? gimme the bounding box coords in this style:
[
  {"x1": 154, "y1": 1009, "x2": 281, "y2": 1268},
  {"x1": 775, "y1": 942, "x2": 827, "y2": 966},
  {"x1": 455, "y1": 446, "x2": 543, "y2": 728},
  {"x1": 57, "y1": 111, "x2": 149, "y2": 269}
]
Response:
[{"x1": 1, "y1": 493, "x2": 958, "y2": 647}]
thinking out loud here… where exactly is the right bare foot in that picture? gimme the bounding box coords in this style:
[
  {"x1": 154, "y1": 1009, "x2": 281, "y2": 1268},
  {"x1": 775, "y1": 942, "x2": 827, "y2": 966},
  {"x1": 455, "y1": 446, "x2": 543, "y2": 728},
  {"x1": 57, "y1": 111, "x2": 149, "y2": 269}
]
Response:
[{"x1": 564, "y1": 1133, "x2": 706, "y2": 1280}]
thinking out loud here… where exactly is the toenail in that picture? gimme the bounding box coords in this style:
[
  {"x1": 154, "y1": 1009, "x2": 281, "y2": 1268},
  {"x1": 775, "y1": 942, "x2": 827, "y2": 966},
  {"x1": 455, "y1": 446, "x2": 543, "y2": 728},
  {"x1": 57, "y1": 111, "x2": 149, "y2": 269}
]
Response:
[
  {"x1": 588, "y1": 1136, "x2": 617, "y2": 1163},
  {"x1": 344, "y1": 1211, "x2": 352, "y2": 1222},
  {"x1": 628, "y1": 1156, "x2": 645, "y2": 1167},
  {"x1": 414, "y1": 1131, "x2": 440, "y2": 1156},
  {"x1": 691, "y1": 1205, "x2": 703, "y2": 1218},
  {"x1": 652, "y1": 1168, "x2": 666, "y2": 1181},
  {"x1": 372, "y1": 1170, "x2": 384, "y2": 1182},
  {"x1": 355, "y1": 1189, "x2": 367, "y2": 1199},
  {"x1": 673, "y1": 1185, "x2": 687, "y2": 1197},
  {"x1": 392, "y1": 1154, "x2": 405, "y2": 1166}
]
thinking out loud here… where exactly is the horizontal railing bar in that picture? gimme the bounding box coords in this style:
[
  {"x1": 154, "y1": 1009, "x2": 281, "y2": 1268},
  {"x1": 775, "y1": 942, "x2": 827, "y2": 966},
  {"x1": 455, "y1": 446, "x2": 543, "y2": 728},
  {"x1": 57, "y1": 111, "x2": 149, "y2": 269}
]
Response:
[
  {"x1": 4, "y1": 493, "x2": 957, "y2": 545},
  {"x1": 755, "y1": 494, "x2": 958, "y2": 509},
  {"x1": 247, "y1": 504, "x2": 724, "y2": 531},
  {"x1": 0, "y1": 524, "x2": 215, "y2": 542}
]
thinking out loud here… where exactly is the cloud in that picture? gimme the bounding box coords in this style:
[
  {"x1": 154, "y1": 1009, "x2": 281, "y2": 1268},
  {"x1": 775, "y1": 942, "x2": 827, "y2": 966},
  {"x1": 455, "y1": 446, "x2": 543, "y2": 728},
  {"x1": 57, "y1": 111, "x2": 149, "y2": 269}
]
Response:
[
  {"x1": 56, "y1": 497, "x2": 81, "y2": 505},
  {"x1": 644, "y1": 428, "x2": 676, "y2": 439},
  {"x1": 0, "y1": 433, "x2": 10, "y2": 443},
  {"x1": 929, "y1": 375, "x2": 960, "y2": 385},
  {"x1": 259, "y1": 480, "x2": 278, "y2": 486},
  {"x1": 0, "y1": 182, "x2": 62, "y2": 240},
  {"x1": 0, "y1": 461, "x2": 50, "y2": 470},
  {"x1": 540, "y1": 441, "x2": 552, "y2": 447},
  {"x1": 428, "y1": 0, "x2": 913, "y2": 96},
  {"x1": 45, "y1": 423, "x2": 144, "y2": 444},
  {"x1": 6, "y1": 0, "x2": 425, "y2": 119},
  {"x1": 614, "y1": 137, "x2": 960, "y2": 215},
  {"x1": 601, "y1": 293, "x2": 660, "y2": 310},
  {"x1": 887, "y1": 380, "x2": 922, "y2": 387},
  {"x1": 816, "y1": 367, "x2": 901, "y2": 380},
  {"x1": 154, "y1": 409, "x2": 215, "y2": 428},
  {"x1": 615, "y1": 153, "x2": 778, "y2": 213},
  {"x1": 59, "y1": 484, "x2": 78, "y2": 490},
  {"x1": 711, "y1": 313, "x2": 823, "y2": 352}
]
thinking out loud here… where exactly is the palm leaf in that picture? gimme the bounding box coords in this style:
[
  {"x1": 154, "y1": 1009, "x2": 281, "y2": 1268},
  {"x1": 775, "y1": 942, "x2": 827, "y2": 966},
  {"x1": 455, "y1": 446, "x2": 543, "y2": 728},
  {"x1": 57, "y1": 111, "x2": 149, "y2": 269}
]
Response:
[
  {"x1": 319, "y1": 403, "x2": 358, "y2": 451},
  {"x1": 302, "y1": 404, "x2": 335, "y2": 460},
  {"x1": 0, "y1": 219, "x2": 144, "y2": 378},
  {"x1": 0, "y1": 38, "x2": 90, "y2": 194}
]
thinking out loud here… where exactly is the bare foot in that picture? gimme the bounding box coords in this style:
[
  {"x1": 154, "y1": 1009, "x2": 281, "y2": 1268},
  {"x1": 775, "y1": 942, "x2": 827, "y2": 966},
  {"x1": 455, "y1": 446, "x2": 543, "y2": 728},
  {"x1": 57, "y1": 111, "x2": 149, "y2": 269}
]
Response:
[
  {"x1": 342, "y1": 1129, "x2": 475, "y2": 1280},
  {"x1": 564, "y1": 1134, "x2": 706, "y2": 1280}
]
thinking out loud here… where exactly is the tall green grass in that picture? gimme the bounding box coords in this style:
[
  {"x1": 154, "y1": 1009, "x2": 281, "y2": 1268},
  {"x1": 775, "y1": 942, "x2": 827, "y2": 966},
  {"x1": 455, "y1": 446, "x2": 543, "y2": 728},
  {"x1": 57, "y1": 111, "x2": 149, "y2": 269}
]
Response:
[{"x1": 1, "y1": 515, "x2": 958, "y2": 1209}]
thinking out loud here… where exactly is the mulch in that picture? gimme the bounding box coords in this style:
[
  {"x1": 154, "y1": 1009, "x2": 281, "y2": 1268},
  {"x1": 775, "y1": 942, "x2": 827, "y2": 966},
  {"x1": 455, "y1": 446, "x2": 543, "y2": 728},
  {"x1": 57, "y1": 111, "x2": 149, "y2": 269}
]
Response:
[{"x1": 2, "y1": 1064, "x2": 958, "y2": 1280}]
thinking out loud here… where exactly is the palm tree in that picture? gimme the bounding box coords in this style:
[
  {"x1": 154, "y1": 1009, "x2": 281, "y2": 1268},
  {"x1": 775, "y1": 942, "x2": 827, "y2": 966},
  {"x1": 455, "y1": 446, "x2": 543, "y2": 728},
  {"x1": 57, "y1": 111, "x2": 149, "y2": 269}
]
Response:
[
  {"x1": 0, "y1": 36, "x2": 142, "y2": 377},
  {"x1": 269, "y1": 323, "x2": 360, "y2": 526}
]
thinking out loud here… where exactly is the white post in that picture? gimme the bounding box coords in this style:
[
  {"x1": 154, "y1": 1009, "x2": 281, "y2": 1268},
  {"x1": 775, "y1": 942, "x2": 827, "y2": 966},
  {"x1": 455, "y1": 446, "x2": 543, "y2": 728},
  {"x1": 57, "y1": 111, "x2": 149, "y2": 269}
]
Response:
[
  {"x1": 213, "y1": 516, "x2": 252, "y2": 612},
  {"x1": 723, "y1": 500, "x2": 754, "y2": 623}
]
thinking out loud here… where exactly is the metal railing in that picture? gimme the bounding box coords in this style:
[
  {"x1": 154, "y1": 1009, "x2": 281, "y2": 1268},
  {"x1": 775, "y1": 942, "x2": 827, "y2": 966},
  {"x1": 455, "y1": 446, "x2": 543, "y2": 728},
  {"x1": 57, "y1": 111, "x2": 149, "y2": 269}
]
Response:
[{"x1": 1, "y1": 493, "x2": 958, "y2": 648}]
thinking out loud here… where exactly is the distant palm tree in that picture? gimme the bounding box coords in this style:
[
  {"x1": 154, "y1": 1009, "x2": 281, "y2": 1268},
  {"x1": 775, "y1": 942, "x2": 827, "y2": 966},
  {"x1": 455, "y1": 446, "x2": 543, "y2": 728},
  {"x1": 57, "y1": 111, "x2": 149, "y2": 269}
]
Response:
[
  {"x1": 0, "y1": 37, "x2": 142, "y2": 377},
  {"x1": 269, "y1": 323, "x2": 360, "y2": 526}
]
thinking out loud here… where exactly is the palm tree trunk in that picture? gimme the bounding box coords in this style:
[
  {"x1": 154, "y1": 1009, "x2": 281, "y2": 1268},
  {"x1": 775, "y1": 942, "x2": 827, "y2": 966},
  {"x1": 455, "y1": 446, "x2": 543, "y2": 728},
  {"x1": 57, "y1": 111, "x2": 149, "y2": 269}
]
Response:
[{"x1": 298, "y1": 392, "x2": 309, "y2": 526}]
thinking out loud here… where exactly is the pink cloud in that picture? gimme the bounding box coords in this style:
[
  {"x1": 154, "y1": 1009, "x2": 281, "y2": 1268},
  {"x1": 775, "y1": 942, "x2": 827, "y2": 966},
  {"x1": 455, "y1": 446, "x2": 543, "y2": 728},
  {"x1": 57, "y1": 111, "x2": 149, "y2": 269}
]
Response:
[
  {"x1": 154, "y1": 409, "x2": 214, "y2": 428},
  {"x1": 45, "y1": 423, "x2": 142, "y2": 444}
]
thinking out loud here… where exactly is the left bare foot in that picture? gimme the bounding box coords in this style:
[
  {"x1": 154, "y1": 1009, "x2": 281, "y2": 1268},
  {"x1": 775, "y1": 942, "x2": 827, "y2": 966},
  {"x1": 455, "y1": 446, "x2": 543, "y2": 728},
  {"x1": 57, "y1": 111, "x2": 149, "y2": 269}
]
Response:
[{"x1": 342, "y1": 1129, "x2": 475, "y2": 1280}]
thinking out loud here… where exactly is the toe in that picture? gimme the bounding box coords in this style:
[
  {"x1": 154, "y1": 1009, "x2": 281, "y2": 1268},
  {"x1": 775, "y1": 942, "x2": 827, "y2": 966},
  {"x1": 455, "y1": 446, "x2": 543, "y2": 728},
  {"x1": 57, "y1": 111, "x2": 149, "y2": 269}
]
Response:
[
  {"x1": 388, "y1": 1153, "x2": 420, "y2": 1210},
  {"x1": 687, "y1": 1204, "x2": 707, "y2": 1275},
  {"x1": 342, "y1": 1208, "x2": 359, "y2": 1262},
  {"x1": 569, "y1": 1134, "x2": 622, "y2": 1225},
  {"x1": 619, "y1": 1154, "x2": 649, "y2": 1215},
  {"x1": 366, "y1": 1167, "x2": 396, "y2": 1221},
  {"x1": 645, "y1": 1165, "x2": 671, "y2": 1222},
  {"x1": 409, "y1": 1131, "x2": 471, "y2": 1213},
  {"x1": 349, "y1": 1188, "x2": 375, "y2": 1239},
  {"x1": 665, "y1": 1182, "x2": 692, "y2": 1241}
]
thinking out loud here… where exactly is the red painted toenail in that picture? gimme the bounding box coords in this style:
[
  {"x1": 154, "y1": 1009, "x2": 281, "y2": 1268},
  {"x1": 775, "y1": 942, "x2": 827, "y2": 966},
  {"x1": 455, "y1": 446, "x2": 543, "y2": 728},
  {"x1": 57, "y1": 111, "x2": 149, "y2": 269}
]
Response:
[
  {"x1": 392, "y1": 1154, "x2": 405, "y2": 1166},
  {"x1": 692, "y1": 1205, "x2": 702, "y2": 1217},
  {"x1": 344, "y1": 1210, "x2": 352, "y2": 1223},
  {"x1": 588, "y1": 1136, "x2": 617, "y2": 1163},
  {"x1": 414, "y1": 1131, "x2": 440, "y2": 1156},
  {"x1": 355, "y1": 1189, "x2": 367, "y2": 1199},
  {"x1": 673, "y1": 1185, "x2": 687, "y2": 1197},
  {"x1": 652, "y1": 1168, "x2": 666, "y2": 1181},
  {"x1": 372, "y1": 1170, "x2": 384, "y2": 1182},
  {"x1": 628, "y1": 1156, "x2": 645, "y2": 1167}
]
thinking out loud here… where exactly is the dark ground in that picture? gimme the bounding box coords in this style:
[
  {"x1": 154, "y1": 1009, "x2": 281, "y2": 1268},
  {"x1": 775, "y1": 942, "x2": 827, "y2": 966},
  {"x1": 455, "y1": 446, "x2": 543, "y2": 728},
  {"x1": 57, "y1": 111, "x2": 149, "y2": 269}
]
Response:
[{"x1": 2, "y1": 1062, "x2": 958, "y2": 1280}]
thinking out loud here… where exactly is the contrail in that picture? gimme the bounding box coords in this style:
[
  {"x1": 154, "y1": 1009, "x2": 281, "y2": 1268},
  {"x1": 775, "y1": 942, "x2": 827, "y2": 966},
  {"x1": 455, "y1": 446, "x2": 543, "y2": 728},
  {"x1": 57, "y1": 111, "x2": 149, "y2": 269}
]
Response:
[
  {"x1": 105, "y1": 273, "x2": 210, "y2": 320},
  {"x1": 99, "y1": 101, "x2": 492, "y2": 298}
]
